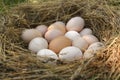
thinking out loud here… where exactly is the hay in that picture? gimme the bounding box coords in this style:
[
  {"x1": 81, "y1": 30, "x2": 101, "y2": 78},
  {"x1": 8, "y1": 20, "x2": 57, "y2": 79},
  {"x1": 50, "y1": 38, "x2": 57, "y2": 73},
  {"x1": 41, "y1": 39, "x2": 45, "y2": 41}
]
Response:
[{"x1": 0, "y1": 0, "x2": 120, "y2": 80}]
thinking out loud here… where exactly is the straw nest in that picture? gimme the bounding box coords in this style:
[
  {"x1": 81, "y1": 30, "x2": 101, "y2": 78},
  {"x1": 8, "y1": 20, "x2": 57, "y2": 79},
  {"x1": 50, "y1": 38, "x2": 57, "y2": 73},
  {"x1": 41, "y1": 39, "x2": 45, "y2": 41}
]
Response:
[{"x1": 0, "y1": 0, "x2": 120, "y2": 80}]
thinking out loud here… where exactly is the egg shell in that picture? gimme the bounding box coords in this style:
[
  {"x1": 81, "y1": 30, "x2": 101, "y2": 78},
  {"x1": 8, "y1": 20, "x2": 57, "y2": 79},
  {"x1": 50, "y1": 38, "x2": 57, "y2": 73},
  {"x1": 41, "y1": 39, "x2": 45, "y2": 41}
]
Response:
[
  {"x1": 45, "y1": 29, "x2": 64, "y2": 42},
  {"x1": 54, "y1": 21, "x2": 65, "y2": 26},
  {"x1": 37, "y1": 49, "x2": 58, "y2": 61},
  {"x1": 72, "y1": 37, "x2": 89, "y2": 52},
  {"x1": 49, "y1": 36, "x2": 72, "y2": 54},
  {"x1": 48, "y1": 21, "x2": 66, "y2": 33},
  {"x1": 80, "y1": 28, "x2": 92, "y2": 36},
  {"x1": 88, "y1": 42, "x2": 105, "y2": 50},
  {"x1": 66, "y1": 16, "x2": 85, "y2": 32},
  {"x1": 84, "y1": 42, "x2": 105, "y2": 59},
  {"x1": 28, "y1": 37, "x2": 48, "y2": 53},
  {"x1": 65, "y1": 31, "x2": 81, "y2": 41},
  {"x1": 59, "y1": 46, "x2": 83, "y2": 62},
  {"x1": 82, "y1": 35, "x2": 99, "y2": 45},
  {"x1": 35, "y1": 25, "x2": 47, "y2": 36},
  {"x1": 21, "y1": 29, "x2": 42, "y2": 43}
]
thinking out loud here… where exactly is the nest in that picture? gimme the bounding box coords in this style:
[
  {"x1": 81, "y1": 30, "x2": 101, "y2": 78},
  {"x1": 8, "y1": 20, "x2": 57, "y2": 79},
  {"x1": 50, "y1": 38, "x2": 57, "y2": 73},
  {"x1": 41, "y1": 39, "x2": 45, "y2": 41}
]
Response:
[{"x1": 0, "y1": 0, "x2": 120, "y2": 80}]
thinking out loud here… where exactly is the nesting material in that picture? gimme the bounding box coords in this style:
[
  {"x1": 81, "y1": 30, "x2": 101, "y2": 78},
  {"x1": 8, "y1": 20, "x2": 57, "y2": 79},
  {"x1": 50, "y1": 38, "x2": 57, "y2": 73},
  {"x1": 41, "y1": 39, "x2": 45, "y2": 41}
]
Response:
[{"x1": 1, "y1": 0, "x2": 119, "y2": 79}]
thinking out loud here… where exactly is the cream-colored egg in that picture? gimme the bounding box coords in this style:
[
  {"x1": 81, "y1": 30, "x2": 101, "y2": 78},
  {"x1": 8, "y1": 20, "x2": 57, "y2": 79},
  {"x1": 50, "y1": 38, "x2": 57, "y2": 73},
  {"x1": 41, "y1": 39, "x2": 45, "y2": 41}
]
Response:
[
  {"x1": 54, "y1": 21, "x2": 65, "y2": 28},
  {"x1": 65, "y1": 31, "x2": 81, "y2": 41},
  {"x1": 82, "y1": 35, "x2": 99, "y2": 45},
  {"x1": 72, "y1": 37, "x2": 89, "y2": 52},
  {"x1": 21, "y1": 29, "x2": 42, "y2": 43},
  {"x1": 80, "y1": 28, "x2": 92, "y2": 36},
  {"x1": 59, "y1": 46, "x2": 83, "y2": 62},
  {"x1": 66, "y1": 16, "x2": 85, "y2": 32},
  {"x1": 84, "y1": 42, "x2": 105, "y2": 59},
  {"x1": 45, "y1": 29, "x2": 64, "y2": 42},
  {"x1": 28, "y1": 37, "x2": 48, "y2": 53},
  {"x1": 49, "y1": 36, "x2": 72, "y2": 54},
  {"x1": 37, "y1": 49, "x2": 58, "y2": 61},
  {"x1": 35, "y1": 25, "x2": 47, "y2": 36},
  {"x1": 48, "y1": 21, "x2": 66, "y2": 33}
]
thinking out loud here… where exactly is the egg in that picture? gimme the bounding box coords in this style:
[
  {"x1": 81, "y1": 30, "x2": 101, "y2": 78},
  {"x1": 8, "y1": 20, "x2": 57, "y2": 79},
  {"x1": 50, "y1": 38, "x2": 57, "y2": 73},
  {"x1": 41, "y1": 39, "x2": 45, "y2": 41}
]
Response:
[
  {"x1": 49, "y1": 36, "x2": 72, "y2": 53},
  {"x1": 65, "y1": 31, "x2": 81, "y2": 41},
  {"x1": 80, "y1": 28, "x2": 92, "y2": 36},
  {"x1": 82, "y1": 35, "x2": 99, "y2": 45},
  {"x1": 84, "y1": 42, "x2": 105, "y2": 59},
  {"x1": 35, "y1": 25, "x2": 47, "y2": 36},
  {"x1": 54, "y1": 21, "x2": 65, "y2": 26},
  {"x1": 21, "y1": 29, "x2": 42, "y2": 43},
  {"x1": 48, "y1": 21, "x2": 66, "y2": 33},
  {"x1": 59, "y1": 46, "x2": 83, "y2": 62},
  {"x1": 37, "y1": 49, "x2": 58, "y2": 61},
  {"x1": 66, "y1": 16, "x2": 85, "y2": 32},
  {"x1": 45, "y1": 29, "x2": 64, "y2": 42},
  {"x1": 28, "y1": 37, "x2": 48, "y2": 53},
  {"x1": 88, "y1": 42, "x2": 105, "y2": 50},
  {"x1": 72, "y1": 37, "x2": 89, "y2": 52}
]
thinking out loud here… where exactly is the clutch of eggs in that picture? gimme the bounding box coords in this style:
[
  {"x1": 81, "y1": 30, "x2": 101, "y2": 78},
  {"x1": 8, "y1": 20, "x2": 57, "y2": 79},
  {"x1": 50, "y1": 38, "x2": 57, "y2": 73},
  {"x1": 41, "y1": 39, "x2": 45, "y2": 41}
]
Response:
[{"x1": 21, "y1": 16, "x2": 104, "y2": 63}]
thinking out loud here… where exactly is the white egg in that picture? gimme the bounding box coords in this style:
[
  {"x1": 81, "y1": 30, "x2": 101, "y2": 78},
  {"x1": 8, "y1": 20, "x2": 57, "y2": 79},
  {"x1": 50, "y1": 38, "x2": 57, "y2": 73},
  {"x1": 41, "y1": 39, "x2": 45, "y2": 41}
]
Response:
[
  {"x1": 80, "y1": 28, "x2": 92, "y2": 36},
  {"x1": 21, "y1": 29, "x2": 42, "y2": 43},
  {"x1": 82, "y1": 35, "x2": 99, "y2": 45},
  {"x1": 35, "y1": 25, "x2": 47, "y2": 36},
  {"x1": 84, "y1": 42, "x2": 105, "y2": 59},
  {"x1": 59, "y1": 46, "x2": 83, "y2": 62},
  {"x1": 66, "y1": 16, "x2": 85, "y2": 32},
  {"x1": 37, "y1": 49, "x2": 58, "y2": 61},
  {"x1": 88, "y1": 42, "x2": 105, "y2": 50},
  {"x1": 65, "y1": 31, "x2": 81, "y2": 41},
  {"x1": 72, "y1": 37, "x2": 89, "y2": 52},
  {"x1": 28, "y1": 37, "x2": 48, "y2": 53}
]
